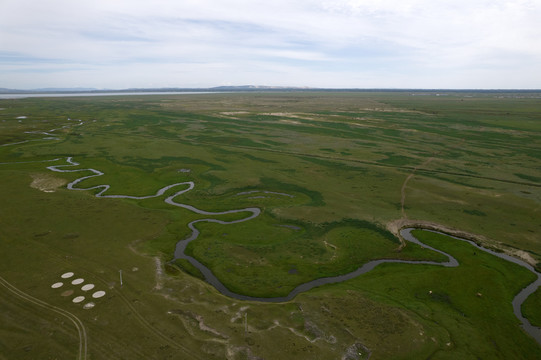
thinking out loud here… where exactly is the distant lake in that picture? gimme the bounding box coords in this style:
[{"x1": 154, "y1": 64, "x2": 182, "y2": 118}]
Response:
[{"x1": 0, "y1": 91, "x2": 219, "y2": 99}]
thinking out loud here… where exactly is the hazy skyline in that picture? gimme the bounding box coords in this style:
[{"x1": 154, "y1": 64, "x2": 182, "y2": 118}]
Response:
[{"x1": 1, "y1": 0, "x2": 540, "y2": 89}]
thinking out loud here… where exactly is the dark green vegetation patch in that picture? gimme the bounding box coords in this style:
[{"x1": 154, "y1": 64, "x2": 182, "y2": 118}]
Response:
[{"x1": 1, "y1": 92, "x2": 540, "y2": 359}]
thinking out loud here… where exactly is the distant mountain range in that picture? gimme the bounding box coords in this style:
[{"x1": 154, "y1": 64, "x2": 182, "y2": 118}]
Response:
[
  {"x1": 1, "y1": 86, "x2": 539, "y2": 94},
  {"x1": 210, "y1": 85, "x2": 313, "y2": 90}
]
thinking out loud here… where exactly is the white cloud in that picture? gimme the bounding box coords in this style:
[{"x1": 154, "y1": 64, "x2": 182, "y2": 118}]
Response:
[{"x1": 1, "y1": 0, "x2": 540, "y2": 88}]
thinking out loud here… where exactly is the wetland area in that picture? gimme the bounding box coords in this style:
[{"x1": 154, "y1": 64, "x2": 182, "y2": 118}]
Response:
[{"x1": 0, "y1": 91, "x2": 540, "y2": 359}]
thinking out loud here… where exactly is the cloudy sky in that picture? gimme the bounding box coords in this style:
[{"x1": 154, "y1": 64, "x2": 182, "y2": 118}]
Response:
[{"x1": 1, "y1": 0, "x2": 540, "y2": 89}]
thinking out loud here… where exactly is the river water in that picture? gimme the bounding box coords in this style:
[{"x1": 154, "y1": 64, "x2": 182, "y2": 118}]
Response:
[
  {"x1": 173, "y1": 224, "x2": 541, "y2": 345},
  {"x1": 404, "y1": 229, "x2": 541, "y2": 345},
  {"x1": 44, "y1": 157, "x2": 541, "y2": 345}
]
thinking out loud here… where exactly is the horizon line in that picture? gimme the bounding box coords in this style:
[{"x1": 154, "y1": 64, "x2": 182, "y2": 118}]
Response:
[{"x1": 2, "y1": 85, "x2": 541, "y2": 94}]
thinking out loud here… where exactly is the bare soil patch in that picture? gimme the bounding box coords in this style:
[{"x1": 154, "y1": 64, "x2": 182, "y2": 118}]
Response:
[
  {"x1": 30, "y1": 173, "x2": 67, "y2": 193},
  {"x1": 220, "y1": 111, "x2": 249, "y2": 115},
  {"x1": 264, "y1": 112, "x2": 315, "y2": 120},
  {"x1": 279, "y1": 119, "x2": 302, "y2": 125},
  {"x1": 387, "y1": 218, "x2": 538, "y2": 267}
]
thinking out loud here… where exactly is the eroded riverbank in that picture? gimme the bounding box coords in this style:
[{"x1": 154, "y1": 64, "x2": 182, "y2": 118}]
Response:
[{"x1": 44, "y1": 157, "x2": 541, "y2": 345}]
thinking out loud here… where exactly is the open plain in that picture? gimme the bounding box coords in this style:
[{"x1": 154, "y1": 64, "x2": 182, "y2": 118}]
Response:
[{"x1": 0, "y1": 91, "x2": 540, "y2": 359}]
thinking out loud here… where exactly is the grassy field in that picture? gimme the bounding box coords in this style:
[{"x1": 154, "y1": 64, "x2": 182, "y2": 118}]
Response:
[{"x1": 0, "y1": 91, "x2": 540, "y2": 359}]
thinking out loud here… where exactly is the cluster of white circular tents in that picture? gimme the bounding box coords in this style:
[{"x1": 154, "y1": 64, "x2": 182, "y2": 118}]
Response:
[{"x1": 51, "y1": 271, "x2": 106, "y2": 309}]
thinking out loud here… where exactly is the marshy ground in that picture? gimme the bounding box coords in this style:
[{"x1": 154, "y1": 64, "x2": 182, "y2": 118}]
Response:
[{"x1": 1, "y1": 91, "x2": 540, "y2": 359}]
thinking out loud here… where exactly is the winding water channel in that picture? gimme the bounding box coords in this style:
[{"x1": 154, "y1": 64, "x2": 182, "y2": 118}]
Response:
[
  {"x1": 1, "y1": 119, "x2": 84, "y2": 148},
  {"x1": 46, "y1": 158, "x2": 541, "y2": 345}
]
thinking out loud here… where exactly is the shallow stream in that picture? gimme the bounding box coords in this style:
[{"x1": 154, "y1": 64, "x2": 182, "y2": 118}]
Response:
[{"x1": 46, "y1": 158, "x2": 541, "y2": 345}]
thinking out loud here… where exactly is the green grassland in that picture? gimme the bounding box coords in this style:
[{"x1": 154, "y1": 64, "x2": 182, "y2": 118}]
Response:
[
  {"x1": 523, "y1": 287, "x2": 541, "y2": 328},
  {"x1": 0, "y1": 91, "x2": 540, "y2": 359}
]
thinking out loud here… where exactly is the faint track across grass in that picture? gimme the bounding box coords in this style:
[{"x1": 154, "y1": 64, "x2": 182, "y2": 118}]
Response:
[
  {"x1": 86, "y1": 270, "x2": 207, "y2": 360},
  {"x1": 0, "y1": 275, "x2": 87, "y2": 360},
  {"x1": 400, "y1": 139, "x2": 466, "y2": 219},
  {"x1": 81, "y1": 127, "x2": 541, "y2": 187},
  {"x1": 184, "y1": 139, "x2": 541, "y2": 188},
  {"x1": 22, "y1": 239, "x2": 207, "y2": 360}
]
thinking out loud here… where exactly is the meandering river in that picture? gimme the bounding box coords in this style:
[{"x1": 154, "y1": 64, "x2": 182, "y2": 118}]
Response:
[{"x1": 46, "y1": 157, "x2": 541, "y2": 345}]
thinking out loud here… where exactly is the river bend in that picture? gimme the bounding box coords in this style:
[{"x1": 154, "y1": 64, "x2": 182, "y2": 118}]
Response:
[{"x1": 46, "y1": 158, "x2": 541, "y2": 345}]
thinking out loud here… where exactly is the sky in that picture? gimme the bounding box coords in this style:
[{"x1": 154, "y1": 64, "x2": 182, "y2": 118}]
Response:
[{"x1": 1, "y1": 0, "x2": 540, "y2": 89}]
